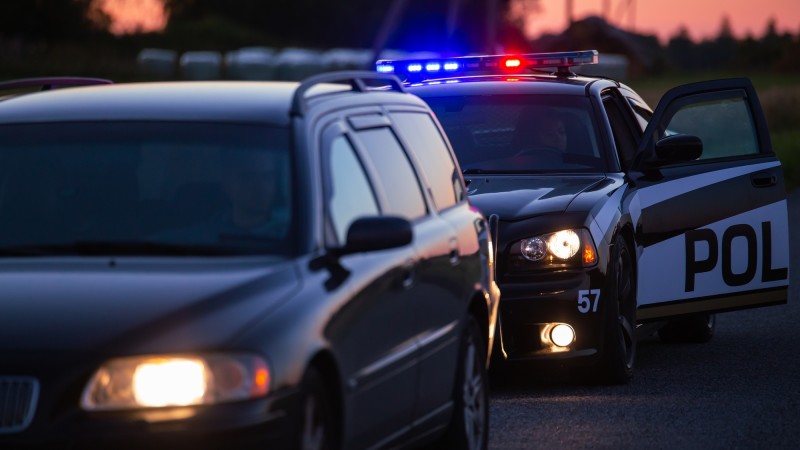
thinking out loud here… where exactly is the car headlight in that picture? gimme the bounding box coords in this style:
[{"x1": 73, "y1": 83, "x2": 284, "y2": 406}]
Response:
[
  {"x1": 81, "y1": 353, "x2": 269, "y2": 411},
  {"x1": 512, "y1": 228, "x2": 598, "y2": 269}
]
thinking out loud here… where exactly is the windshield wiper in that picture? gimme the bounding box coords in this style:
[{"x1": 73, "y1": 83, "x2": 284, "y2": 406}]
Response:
[{"x1": 0, "y1": 241, "x2": 235, "y2": 257}]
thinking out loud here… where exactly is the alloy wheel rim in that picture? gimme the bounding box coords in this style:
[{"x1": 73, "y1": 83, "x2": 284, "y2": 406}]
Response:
[
  {"x1": 462, "y1": 338, "x2": 486, "y2": 450},
  {"x1": 302, "y1": 394, "x2": 325, "y2": 450},
  {"x1": 616, "y1": 246, "x2": 635, "y2": 368}
]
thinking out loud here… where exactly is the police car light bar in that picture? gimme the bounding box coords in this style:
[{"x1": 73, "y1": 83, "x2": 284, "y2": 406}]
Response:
[{"x1": 375, "y1": 50, "x2": 598, "y2": 80}]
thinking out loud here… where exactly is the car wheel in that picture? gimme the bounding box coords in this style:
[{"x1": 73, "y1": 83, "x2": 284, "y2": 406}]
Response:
[
  {"x1": 441, "y1": 317, "x2": 489, "y2": 450},
  {"x1": 298, "y1": 367, "x2": 337, "y2": 450},
  {"x1": 594, "y1": 234, "x2": 637, "y2": 384},
  {"x1": 658, "y1": 313, "x2": 716, "y2": 343}
]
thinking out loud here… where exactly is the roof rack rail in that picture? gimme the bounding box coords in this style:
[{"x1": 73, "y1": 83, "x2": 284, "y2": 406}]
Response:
[
  {"x1": 290, "y1": 70, "x2": 405, "y2": 117},
  {"x1": 0, "y1": 76, "x2": 113, "y2": 92}
]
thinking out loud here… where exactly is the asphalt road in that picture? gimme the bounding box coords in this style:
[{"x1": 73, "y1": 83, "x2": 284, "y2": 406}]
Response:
[{"x1": 488, "y1": 189, "x2": 800, "y2": 450}]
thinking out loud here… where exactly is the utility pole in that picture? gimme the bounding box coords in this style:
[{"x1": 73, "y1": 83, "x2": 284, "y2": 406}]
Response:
[
  {"x1": 566, "y1": 0, "x2": 574, "y2": 27},
  {"x1": 370, "y1": 0, "x2": 409, "y2": 66},
  {"x1": 486, "y1": 0, "x2": 498, "y2": 54}
]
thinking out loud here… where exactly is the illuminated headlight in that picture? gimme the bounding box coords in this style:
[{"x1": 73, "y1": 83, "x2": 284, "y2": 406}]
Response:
[
  {"x1": 518, "y1": 228, "x2": 597, "y2": 267},
  {"x1": 81, "y1": 353, "x2": 269, "y2": 411}
]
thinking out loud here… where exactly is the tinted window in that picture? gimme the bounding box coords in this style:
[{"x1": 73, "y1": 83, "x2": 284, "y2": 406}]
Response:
[
  {"x1": 604, "y1": 97, "x2": 638, "y2": 171},
  {"x1": 392, "y1": 112, "x2": 462, "y2": 210},
  {"x1": 0, "y1": 122, "x2": 292, "y2": 255},
  {"x1": 662, "y1": 93, "x2": 759, "y2": 159},
  {"x1": 355, "y1": 128, "x2": 427, "y2": 220},
  {"x1": 327, "y1": 135, "x2": 379, "y2": 245},
  {"x1": 425, "y1": 95, "x2": 606, "y2": 173},
  {"x1": 628, "y1": 99, "x2": 653, "y2": 132}
]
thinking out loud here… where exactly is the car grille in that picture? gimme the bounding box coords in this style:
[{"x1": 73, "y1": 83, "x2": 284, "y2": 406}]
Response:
[{"x1": 0, "y1": 377, "x2": 39, "y2": 433}]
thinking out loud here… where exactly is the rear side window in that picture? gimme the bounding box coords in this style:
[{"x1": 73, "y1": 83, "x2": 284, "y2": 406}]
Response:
[
  {"x1": 327, "y1": 135, "x2": 379, "y2": 245},
  {"x1": 355, "y1": 127, "x2": 427, "y2": 220},
  {"x1": 391, "y1": 112, "x2": 462, "y2": 211}
]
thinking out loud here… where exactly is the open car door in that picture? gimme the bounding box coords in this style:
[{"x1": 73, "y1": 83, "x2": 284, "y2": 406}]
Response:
[{"x1": 628, "y1": 78, "x2": 789, "y2": 320}]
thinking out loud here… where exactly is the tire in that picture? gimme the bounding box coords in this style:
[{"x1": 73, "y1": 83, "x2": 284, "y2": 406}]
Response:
[
  {"x1": 658, "y1": 313, "x2": 716, "y2": 343},
  {"x1": 297, "y1": 367, "x2": 337, "y2": 450},
  {"x1": 441, "y1": 317, "x2": 489, "y2": 450},
  {"x1": 593, "y1": 234, "x2": 637, "y2": 384}
]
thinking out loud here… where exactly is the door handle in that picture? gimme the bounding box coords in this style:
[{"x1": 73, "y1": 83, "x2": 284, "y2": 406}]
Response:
[{"x1": 751, "y1": 174, "x2": 777, "y2": 188}]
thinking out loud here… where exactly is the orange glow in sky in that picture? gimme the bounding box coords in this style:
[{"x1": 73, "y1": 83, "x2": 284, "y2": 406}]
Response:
[
  {"x1": 527, "y1": 0, "x2": 800, "y2": 42},
  {"x1": 101, "y1": 0, "x2": 168, "y2": 35},
  {"x1": 99, "y1": 0, "x2": 799, "y2": 42}
]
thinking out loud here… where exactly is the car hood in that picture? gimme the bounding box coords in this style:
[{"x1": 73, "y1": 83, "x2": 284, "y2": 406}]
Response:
[
  {"x1": 465, "y1": 175, "x2": 605, "y2": 220},
  {"x1": 0, "y1": 258, "x2": 300, "y2": 354}
]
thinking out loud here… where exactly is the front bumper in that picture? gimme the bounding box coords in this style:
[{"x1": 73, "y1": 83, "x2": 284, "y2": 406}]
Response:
[
  {"x1": 0, "y1": 388, "x2": 301, "y2": 450},
  {"x1": 495, "y1": 267, "x2": 608, "y2": 365}
]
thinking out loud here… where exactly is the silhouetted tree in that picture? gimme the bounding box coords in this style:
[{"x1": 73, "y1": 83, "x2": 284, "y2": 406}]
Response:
[
  {"x1": 162, "y1": 0, "x2": 528, "y2": 53},
  {"x1": 0, "y1": 0, "x2": 109, "y2": 41}
]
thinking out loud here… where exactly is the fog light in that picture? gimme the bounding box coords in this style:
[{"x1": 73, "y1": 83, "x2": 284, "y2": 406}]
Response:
[{"x1": 550, "y1": 324, "x2": 575, "y2": 347}]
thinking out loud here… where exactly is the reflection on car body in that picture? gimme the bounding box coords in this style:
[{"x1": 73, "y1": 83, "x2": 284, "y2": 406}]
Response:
[
  {"x1": 0, "y1": 73, "x2": 499, "y2": 449},
  {"x1": 376, "y1": 51, "x2": 791, "y2": 383}
]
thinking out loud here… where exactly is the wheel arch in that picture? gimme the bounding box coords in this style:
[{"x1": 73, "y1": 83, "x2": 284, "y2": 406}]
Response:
[
  {"x1": 306, "y1": 349, "x2": 344, "y2": 445},
  {"x1": 618, "y1": 223, "x2": 638, "y2": 288},
  {"x1": 468, "y1": 291, "x2": 490, "y2": 365}
]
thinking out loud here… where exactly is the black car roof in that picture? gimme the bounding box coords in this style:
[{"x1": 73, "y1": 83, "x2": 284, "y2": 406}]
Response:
[{"x1": 0, "y1": 78, "x2": 421, "y2": 125}]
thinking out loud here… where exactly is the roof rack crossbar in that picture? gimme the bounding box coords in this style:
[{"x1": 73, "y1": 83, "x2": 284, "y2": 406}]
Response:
[
  {"x1": 290, "y1": 71, "x2": 405, "y2": 117},
  {"x1": 0, "y1": 77, "x2": 113, "y2": 92}
]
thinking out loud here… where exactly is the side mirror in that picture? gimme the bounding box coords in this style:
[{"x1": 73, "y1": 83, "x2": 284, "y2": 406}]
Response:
[
  {"x1": 341, "y1": 216, "x2": 412, "y2": 255},
  {"x1": 654, "y1": 134, "x2": 703, "y2": 163}
]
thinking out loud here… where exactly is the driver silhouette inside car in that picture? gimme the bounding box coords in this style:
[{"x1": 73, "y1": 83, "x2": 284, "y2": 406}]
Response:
[
  {"x1": 513, "y1": 108, "x2": 568, "y2": 158},
  {"x1": 156, "y1": 149, "x2": 289, "y2": 245}
]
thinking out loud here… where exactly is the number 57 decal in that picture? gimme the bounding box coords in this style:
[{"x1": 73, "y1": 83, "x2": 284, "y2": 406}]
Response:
[{"x1": 578, "y1": 289, "x2": 601, "y2": 313}]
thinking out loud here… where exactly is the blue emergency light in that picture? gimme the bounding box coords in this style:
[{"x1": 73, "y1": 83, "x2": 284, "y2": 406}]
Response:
[{"x1": 375, "y1": 50, "x2": 599, "y2": 81}]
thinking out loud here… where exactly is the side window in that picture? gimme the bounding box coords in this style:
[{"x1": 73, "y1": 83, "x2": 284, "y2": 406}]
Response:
[
  {"x1": 391, "y1": 112, "x2": 463, "y2": 210},
  {"x1": 660, "y1": 92, "x2": 759, "y2": 159},
  {"x1": 603, "y1": 95, "x2": 639, "y2": 171},
  {"x1": 627, "y1": 99, "x2": 653, "y2": 132},
  {"x1": 327, "y1": 135, "x2": 379, "y2": 245},
  {"x1": 355, "y1": 127, "x2": 427, "y2": 220}
]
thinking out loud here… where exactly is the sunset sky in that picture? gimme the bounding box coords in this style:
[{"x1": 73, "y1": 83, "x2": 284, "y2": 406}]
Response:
[
  {"x1": 100, "y1": 0, "x2": 800, "y2": 43},
  {"x1": 527, "y1": 0, "x2": 800, "y2": 42}
]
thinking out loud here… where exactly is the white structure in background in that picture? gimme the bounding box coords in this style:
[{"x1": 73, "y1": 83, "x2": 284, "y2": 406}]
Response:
[
  {"x1": 273, "y1": 48, "x2": 325, "y2": 81},
  {"x1": 320, "y1": 48, "x2": 374, "y2": 71},
  {"x1": 137, "y1": 47, "x2": 444, "y2": 81},
  {"x1": 225, "y1": 47, "x2": 276, "y2": 80},
  {"x1": 137, "y1": 48, "x2": 177, "y2": 78},
  {"x1": 571, "y1": 53, "x2": 629, "y2": 80},
  {"x1": 180, "y1": 51, "x2": 223, "y2": 80}
]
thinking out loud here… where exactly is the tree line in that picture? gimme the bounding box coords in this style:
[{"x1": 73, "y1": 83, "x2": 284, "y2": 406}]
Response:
[{"x1": 665, "y1": 17, "x2": 800, "y2": 72}]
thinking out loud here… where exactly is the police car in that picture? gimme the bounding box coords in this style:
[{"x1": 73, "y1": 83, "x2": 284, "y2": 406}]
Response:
[{"x1": 376, "y1": 50, "x2": 791, "y2": 383}]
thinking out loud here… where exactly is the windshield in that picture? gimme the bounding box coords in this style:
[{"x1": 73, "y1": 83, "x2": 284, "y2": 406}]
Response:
[
  {"x1": 0, "y1": 122, "x2": 293, "y2": 256},
  {"x1": 426, "y1": 95, "x2": 608, "y2": 173}
]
